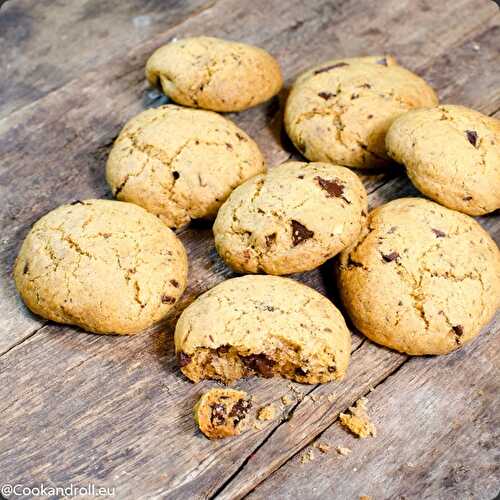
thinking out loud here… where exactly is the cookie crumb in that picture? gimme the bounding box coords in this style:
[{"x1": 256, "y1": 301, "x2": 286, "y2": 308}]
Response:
[
  {"x1": 281, "y1": 394, "x2": 294, "y2": 406},
  {"x1": 337, "y1": 446, "x2": 352, "y2": 456},
  {"x1": 257, "y1": 404, "x2": 276, "y2": 421},
  {"x1": 359, "y1": 496, "x2": 372, "y2": 500},
  {"x1": 315, "y1": 442, "x2": 331, "y2": 453},
  {"x1": 339, "y1": 397, "x2": 376, "y2": 438},
  {"x1": 300, "y1": 449, "x2": 315, "y2": 463},
  {"x1": 327, "y1": 393, "x2": 336, "y2": 403}
]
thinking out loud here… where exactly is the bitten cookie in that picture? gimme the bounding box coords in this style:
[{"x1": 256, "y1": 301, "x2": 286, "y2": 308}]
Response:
[
  {"x1": 146, "y1": 36, "x2": 283, "y2": 112},
  {"x1": 386, "y1": 105, "x2": 500, "y2": 215},
  {"x1": 213, "y1": 161, "x2": 368, "y2": 275},
  {"x1": 14, "y1": 200, "x2": 188, "y2": 334},
  {"x1": 194, "y1": 388, "x2": 252, "y2": 439},
  {"x1": 338, "y1": 198, "x2": 500, "y2": 355},
  {"x1": 106, "y1": 105, "x2": 266, "y2": 229},
  {"x1": 175, "y1": 275, "x2": 351, "y2": 384},
  {"x1": 285, "y1": 56, "x2": 438, "y2": 168}
]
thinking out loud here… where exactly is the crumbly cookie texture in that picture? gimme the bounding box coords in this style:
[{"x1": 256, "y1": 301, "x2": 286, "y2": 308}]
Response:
[
  {"x1": 106, "y1": 105, "x2": 266, "y2": 229},
  {"x1": 338, "y1": 198, "x2": 500, "y2": 355},
  {"x1": 146, "y1": 36, "x2": 283, "y2": 112},
  {"x1": 386, "y1": 105, "x2": 500, "y2": 215},
  {"x1": 194, "y1": 388, "x2": 252, "y2": 439},
  {"x1": 175, "y1": 275, "x2": 351, "y2": 384},
  {"x1": 14, "y1": 199, "x2": 188, "y2": 334},
  {"x1": 285, "y1": 56, "x2": 438, "y2": 168},
  {"x1": 213, "y1": 161, "x2": 368, "y2": 275},
  {"x1": 339, "y1": 397, "x2": 376, "y2": 438}
]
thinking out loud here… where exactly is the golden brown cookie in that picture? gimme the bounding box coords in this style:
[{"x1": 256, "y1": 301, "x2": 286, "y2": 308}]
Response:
[
  {"x1": 213, "y1": 161, "x2": 368, "y2": 275},
  {"x1": 146, "y1": 36, "x2": 283, "y2": 112},
  {"x1": 386, "y1": 105, "x2": 500, "y2": 215},
  {"x1": 194, "y1": 388, "x2": 252, "y2": 439},
  {"x1": 14, "y1": 200, "x2": 188, "y2": 334},
  {"x1": 106, "y1": 105, "x2": 266, "y2": 229},
  {"x1": 285, "y1": 56, "x2": 438, "y2": 168},
  {"x1": 337, "y1": 198, "x2": 500, "y2": 355},
  {"x1": 175, "y1": 275, "x2": 351, "y2": 384}
]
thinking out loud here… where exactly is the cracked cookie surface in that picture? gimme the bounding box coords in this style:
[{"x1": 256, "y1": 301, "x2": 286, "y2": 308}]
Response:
[
  {"x1": 106, "y1": 105, "x2": 266, "y2": 228},
  {"x1": 146, "y1": 36, "x2": 283, "y2": 112},
  {"x1": 194, "y1": 388, "x2": 252, "y2": 439},
  {"x1": 337, "y1": 198, "x2": 500, "y2": 355},
  {"x1": 213, "y1": 161, "x2": 368, "y2": 275},
  {"x1": 284, "y1": 56, "x2": 438, "y2": 168},
  {"x1": 175, "y1": 275, "x2": 351, "y2": 384},
  {"x1": 14, "y1": 200, "x2": 188, "y2": 334},
  {"x1": 386, "y1": 105, "x2": 500, "y2": 215}
]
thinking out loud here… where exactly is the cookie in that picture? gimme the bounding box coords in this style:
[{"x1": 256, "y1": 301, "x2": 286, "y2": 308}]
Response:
[
  {"x1": 175, "y1": 275, "x2": 351, "y2": 384},
  {"x1": 194, "y1": 388, "x2": 252, "y2": 439},
  {"x1": 213, "y1": 161, "x2": 368, "y2": 275},
  {"x1": 386, "y1": 105, "x2": 500, "y2": 215},
  {"x1": 106, "y1": 105, "x2": 266, "y2": 229},
  {"x1": 146, "y1": 36, "x2": 283, "y2": 112},
  {"x1": 284, "y1": 56, "x2": 438, "y2": 168},
  {"x1": 337, "y1": 198, "x2": 500, "y2": 355},
  {"x1": 14, "y1": 200, "x2": 188, "y2": 334}
]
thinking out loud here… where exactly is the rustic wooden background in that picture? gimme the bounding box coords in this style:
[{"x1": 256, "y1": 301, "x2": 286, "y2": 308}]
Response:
[{"x1": 0, "y1": 0, "x2": 499, "y2": 498}]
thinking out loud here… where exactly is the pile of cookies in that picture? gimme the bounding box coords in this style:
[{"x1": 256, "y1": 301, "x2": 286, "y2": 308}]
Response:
[{"x1": 14, "y1": 37, "x2": 499, "y2": 440}]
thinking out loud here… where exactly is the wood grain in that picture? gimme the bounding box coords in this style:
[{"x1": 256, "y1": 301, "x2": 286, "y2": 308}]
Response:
[{"x1": 0, "y1": 1, "x2": 499, "y2": 499}]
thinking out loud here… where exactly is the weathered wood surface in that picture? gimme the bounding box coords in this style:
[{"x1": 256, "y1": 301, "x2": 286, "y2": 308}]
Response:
[{"x1": 0, "y1": 1, "x2": 499, "y2": 499}]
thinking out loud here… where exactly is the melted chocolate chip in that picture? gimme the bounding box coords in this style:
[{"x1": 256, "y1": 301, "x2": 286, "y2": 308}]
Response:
[
  {"x1": 23, "y1": 263, "x2": 29, "y2": 274},
  {"x1": 295, "y1": 367, "x2": 308, "y2": 376},
  {"x1": 178, "y1": 352, "x2": 192, "y2": 367},
  {"x1": 327, "y1": 365, "x2": 336, "y2": 373},
  {"x1": 318, "y1": 91, "x2": 335, "y2": 100},
  {"x1": 432, "y1": 228, "x2": 446, "y2": 238},
  {"x1": 229, "y1": 398, "x2": 252, "y2": 423},
  {"x1": 236, "y1": 132, "x2": 245, "y2": 141},
  {"x1": 453, "y1": 325, "x2": 464, "y2": 336},
  {"x1": 161, "y1": 295, "x2": 176, "y2": 304},
  {"x1": 381, "y1": 251, "x2": 399, "y2": 262},
  {"x1": 242, "y1": 354, "x2": 275, "y2": 378},
  {"x1": 376, "y1": 57, "x2": 388, "y2": 66},
  {"x1": 70, "y1": 200, "x2": 84, "y2": 205},
  {"x1": 225, "y1": 142, "x2": 233, "y2": 150},
  {"x1": 465, "y1": 130, "x2": 478, "y2": 147},
  {"x1": 172, "y1": 171, "x2": 180, "y2": 180},
  {"x1": 463, "y1": 196, "x2": 473, "y2": 201},
  {"x1": 210, "y1": 403, "x2": 227, "y2": 426},
  {"x1": 265, "y1": 233, "x2": 277, "y2": 247},
  {"x1": 291, "y1": 220, "x2": 314, "y2": 246},
  {"x1": 313, "y1": 62, "x2": 349, "y2": 74},
  {"x1": 170, "y1": 279, "x2": 179, "y2": 288}
]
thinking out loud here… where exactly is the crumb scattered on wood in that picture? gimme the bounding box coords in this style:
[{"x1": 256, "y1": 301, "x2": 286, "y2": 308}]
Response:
[
  {"x1": 367, "y1": 385, "x2": 375, "y2": 393},
  {"x1": 337, "y1": 446, "x2": 352, "y2": 456},
  {"x1": 327, "y1": 393, "x2": 336, "y2": 403},
  {"x1": 287, "y1": 383, "x2": 304, "y2": 401},
  {"x1": 359, "y1": 496, "x2": 372, "y2": 500},
  {"x1": 300, "y1": 449, "x2": 315, "y2": 463},
  {"x1": 254, "y1": 421, "x2": 266, "y2": 430},
  {"x1": 315, "y1": 442, "x2": 330, "y2": 453},
  {"x1": 257, "y1": 404, "x2": 276, "y2": 421},
  {"x1": 339, "y1": 397, "x2": 376, "y2": 438},
  {"x1": 281, "y1": 394, "x2": 294, "y2": 406}
]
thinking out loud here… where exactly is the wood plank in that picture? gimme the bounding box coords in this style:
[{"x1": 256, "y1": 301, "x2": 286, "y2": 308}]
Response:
[
  {"x1": 0, "y1": 0, "x2": 215, "y2": 118},
  {"x1": 0, "y1": 0, "x2": 498, "y2": 353},
  {"x1": 247, "y1": 314, "x2": 500, "y2": 500}
]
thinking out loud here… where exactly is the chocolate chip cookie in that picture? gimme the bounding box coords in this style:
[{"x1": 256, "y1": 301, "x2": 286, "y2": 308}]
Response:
[
  {"x1": 106, "y1": 105, "x2": 266, "y2": 229},
  {"x1": 285, "y1": 56, "x2": 438, "y2": 168},
  {"x1": 14, "y1": 200, "x2": 188, "y2": 334},
  {"x1": 213, "y1": 161, "x2": 368, "y2": 275},
  {"x1": 338, "y1": 198, "x2": 500, "y2": 355},
  {"x1": 194, "y1": 388, "x2": 252, "y2": 439},
  {"x1": 146, "y1": 36, "x2": 283, "y2": 112},
  {"x1": 386, "y1": 105, "x2": 500, "y2": 215},
  {"x1": 175, "y1": 275, "x2": 351, "y2": 384}
]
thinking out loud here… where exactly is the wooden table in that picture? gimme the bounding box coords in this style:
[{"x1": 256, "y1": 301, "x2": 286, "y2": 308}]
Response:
[{"x1": 1, "y1": 1, "x2": 499, "y2": 498}]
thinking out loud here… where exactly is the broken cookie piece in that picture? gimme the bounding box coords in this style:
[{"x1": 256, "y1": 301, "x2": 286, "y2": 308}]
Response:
[
  {"x1": 339, "y1": 397, "x2": 376, "y2": 438},
  {"x1": 194, "y1": 388, "x2": 252, "y2": 440},
  {"x1": 257, "y1": 404, "x2": 276, "y2": 421}
]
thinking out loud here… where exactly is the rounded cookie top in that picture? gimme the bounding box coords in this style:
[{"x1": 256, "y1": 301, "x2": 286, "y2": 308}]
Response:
[
  {"x1": 14, "y1": 200, "x2": 188, "y2": 334},
  {"x1": 386, "y1": 105, "x2": 500, "y2": 215},
  {"x1": 175, "y1": 275, "x2": 351, "y2": 384},
  {"x1": 337, "y1": 198, "x2": 500, "y2": 355},
  {"x1": 284, "y1": 56, "x2": 438, "y2": 168},
  {"x1": 106, "y1": 105, "x2": 266, "y2": 229},
  {"x1": 213, "y1": 161, "x2": 368, "y2": 275},
  {"x1": 146, "y1": 36, "x2": 283, "y2": 112}
]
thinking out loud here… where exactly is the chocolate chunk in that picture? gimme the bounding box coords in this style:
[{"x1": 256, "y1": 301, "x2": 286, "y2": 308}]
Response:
[
  {"x1": 295, "y1": 367, "x2": 308, "y2": 376},
  {"x1": 265, "y1": 233, "x2": 277, "y2": 247},
  {"x1": 313, "y1": 62, "x2": 349, "y2": 74},
  {"x1": 297, "y1": 174, "x2": 305, "y2": 179},
  {"x1": 376, "y1": 57, "x2": 388, "y2": 66},
  {"x1": 70, "y1": 200, "x2": 84, "y2": 205},
  {"x1": 172, "y1": 171, "x2": 180, "y2": 180},
  {"x1": 291, "y1": 220, "x2": 314, "y2": 246},
  {"x1": 367, "y1": 114, "x2": 373, "y2": 119},
  {"x1": 178, "y1": 352, "x2": 192, "y2": 367},
  {"x1": 381, "y1": 251, "x2": 399, "y2": 262},
  {"x1": 360, "y1": 83, "x2": 372, "y2": 89},
  {"x1": 452, "y1": 325, "x2": 464, "y2": 336},
  {"x1": 465, "y1": 130, "x2": 478, "y2": 147},
  {"x1": 327, "y1": 365, "x2": 336, "y2": 373},
  {"x1": 229, "y1": 398, "x2": 252, "y2": 423},
  {"x1": 210, "y1": 403, "x2": 227, "y2": 426},
  {"x1": 463, "y1": 196, "x2": 473, "y2": 201},
  {"x1": 170, "y1": 279, "x2": 179, "y2": 288},
  {"x1": 351, "y1": 93, "x2": 359, "y2": 99},
  {"x1": 161, "y1": 295, "x2": 176, "y2": 304},
  {"x1": 225, "y1": 142, "x2": 233, "y2": 150},
  {"x1": 432, "y1": 228, "x2": 446, "y2": 238},
  {"x1": 242, "y1": 353, "x2": 275, "y2": 378},
  {"x1": 315, "y1": 176, "x2": 351, "y2": 204},
  {"x1": 318, "y1": 91, "x2": 335, "y2": 100},
  {"x1": 236, "y1": 132, "x2": 246, "y2": 141},
  {"x1": 23, "y1": 263, "x2": 29, "y2": 274}
]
